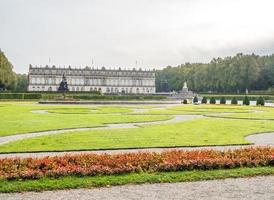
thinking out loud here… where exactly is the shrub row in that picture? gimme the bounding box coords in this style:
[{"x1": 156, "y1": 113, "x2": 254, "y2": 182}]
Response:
[
  {"x1": 0, "y1": 147, "x2": 273, "y2": 180},
  {"x1": 68, "y1": 95, "x2": 166, "y2": 101},
  {"x1": 201, "y1": 94, "x2": 274, "y2": 101},
  {"x1": 0, "y1": 93, "x2": 42, "y2": 99},
  {"x1": 0, "y1": 93, "x2": 166, "y2": 100},
  {"x1": 200, "y1": 96, "x2": 265, "y2": 106}
]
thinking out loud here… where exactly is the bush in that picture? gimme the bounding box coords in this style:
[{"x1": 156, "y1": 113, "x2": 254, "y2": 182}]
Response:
[
  {"x1": 182, "y1": 99, "x2": 188, "y2": 104},
  {"x1": 0, "y1": 147, "x2": 272, "y2": 180},
  {"x1": 0, "y1": 93, "x2": 42, "y2": 99},
  {"x1": 231, "y1": 97, "x2": 238, "y2": 105},
  {"x1": 201, "y1": 97, "x2": 207, "y2": 104},
  {"x1": 209, "y1": 97, "x2": 216, "y2": 104},
  {"x1": 243, "y1": 96, "x2": 250, "y2": 105},
  {"x1": 256, "y1": 96, "x2": 265, "y2": 106},
  {"x1": 220, "y1": 97, "x2": 226, "y2": 104},
  {"x1": 193, "y1": 96, "x2": 198, "y2": 103}
]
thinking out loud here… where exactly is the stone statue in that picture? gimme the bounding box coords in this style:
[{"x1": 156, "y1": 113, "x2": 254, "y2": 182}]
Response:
[
  {"x1": 182, "y1": 81, "x2": 188, "y2": 92},
  {"x1": 183, "y1": 81, "x2": 188, "y2": 89}
]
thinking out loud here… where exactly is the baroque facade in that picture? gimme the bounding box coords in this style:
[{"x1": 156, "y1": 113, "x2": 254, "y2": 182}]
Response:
[{"x1": 28, "y1": 65, "x2": 156, "y2": 94}]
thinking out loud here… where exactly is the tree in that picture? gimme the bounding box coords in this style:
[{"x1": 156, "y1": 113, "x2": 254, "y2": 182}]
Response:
[
  {"x1": 193, "y1": 96, "x2": 198, "y2": 104},
  {"x1": 58, "y1": 74, "x2": 69, "y2": 98},
  {"x1": 209, "y1": 97, "x2": 216, "y2": 104},
  {"x1": 220, "y1": 97, "x2": 226, "y2": 104},
  {"x1": 256, "y1": 96, "x2": 265, "y2": 106},
  {"x1": 0, "y1": 49, "x2": 16, "y2": 90},
  {"x1": 231, "y1": 97, "x2": 238, "y2": 105},
  {"x1": 201, "y1": 97, "x2": 207, "y2": 104},
  {"x1": 155, "y1": 53, "x2": 274, "y2": 93},
  {"x1": 182, "y1": 99, "x2": 188, "y2": 104},
  {"x1": 243, "y1": 96, "x2": 250, "y2": 105},
  {"x1": 15, "y1": 74, "x2": 28, "y2": 91}
]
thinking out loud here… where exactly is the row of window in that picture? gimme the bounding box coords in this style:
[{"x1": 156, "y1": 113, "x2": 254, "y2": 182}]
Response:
[
  {"x1": 30, "y1": 77, "x2": 155, "y2": 86},
  {"x1": 31, "y1": 86, "x2": 153, "y2": 93},
  {"x1": 30, "y1": 69, "x2": 154, "y2": 77}
]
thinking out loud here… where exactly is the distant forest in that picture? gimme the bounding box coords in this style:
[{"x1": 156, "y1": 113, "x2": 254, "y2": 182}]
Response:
[{"x1": 156, "y1": 53, "x2": 274, "y2": 93}]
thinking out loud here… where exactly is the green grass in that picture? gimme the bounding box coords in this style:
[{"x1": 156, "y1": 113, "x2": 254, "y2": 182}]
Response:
[
  {"x1": 0, "y1": 103, "x2": 170, "y2": 136},
  {"x1": 2, "y1": 117, "x2": 274, "y2": 152},
  {"x1": 206, "y1": 107, "x2": 274, "y2": 120},
  {"x1": 0, "y1": 167, "x2": 273, "y2": 193},
  {"x1": 142, "y1": 104, "x2": 258, "y2": 115}
]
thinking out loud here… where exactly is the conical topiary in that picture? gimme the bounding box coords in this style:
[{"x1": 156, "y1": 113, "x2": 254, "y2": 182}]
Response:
[
  {"x1": 243, "y1": 96, "x2": 250, "y2": 105},
  {"x1": 201, "y1": 97, "x2": 207, "y2": 104},
  {"x1": 209, "y1": 97, "x2": 216, "y2": 104},
  {"x1": 231, "y1": 97, "x2": 238, "y2": 105},
  {"x1": 220, "y1": 97, "x2": 226, "y2": 104},
  {"x1": 193, "y1": 96, "x2": 198, "y2": 104},
  {"x1": 256, "y1": 96, "x2": 265, "y2": 106}
]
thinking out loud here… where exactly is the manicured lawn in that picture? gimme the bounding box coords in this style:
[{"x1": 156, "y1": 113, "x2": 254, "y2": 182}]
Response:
[
  {"x1": 1, "y1": 117, "x2": 274, "y2": 152},
  {"x1": 142, "y1": 104, "x2": 258, "y2": 115},
  {"x1": 0, "y1": 167, "x2": 273, "y2": 193},
  {"x1": 207, "y1": 107, "x2": 274, "y2": 120},
  {"x1": 0, "y1": 103, "x2": 170, "y2": 136}
]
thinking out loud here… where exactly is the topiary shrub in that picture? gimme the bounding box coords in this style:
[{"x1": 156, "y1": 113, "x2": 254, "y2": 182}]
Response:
[
  {"x1": 193, "y1": 96, "x2": 198, "y2": 104},
  {"x1": 231, "y1": 97, "x2": 238, "y2": 105},
  {"x1": 182, "y1": 99, "x2": 188, "y2": 104},
  {"x1": 201, "y1": 97, "x2": 207, "y2": 104},
  {"x1": 209, "y1": 97, "x2": 216, "y2": 104},
  {"x1": 256, "y1": 96, "x2": 265, "y2": 106},
  {"x1": 220, "y1": 97, "x2": 226, "y2": 104},
  {"x1": 243, "y1": 96, "x2": 250, "y2": 105}
]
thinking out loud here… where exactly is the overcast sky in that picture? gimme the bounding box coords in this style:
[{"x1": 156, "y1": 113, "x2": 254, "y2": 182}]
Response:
[{"x1": 1, "y1": 0, "x2": 274, "y2": 73}]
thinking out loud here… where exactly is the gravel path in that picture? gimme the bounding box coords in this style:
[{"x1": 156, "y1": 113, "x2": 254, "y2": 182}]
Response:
[{"x1": 1, "y1": 176, "x2": 273, "y2": 200}]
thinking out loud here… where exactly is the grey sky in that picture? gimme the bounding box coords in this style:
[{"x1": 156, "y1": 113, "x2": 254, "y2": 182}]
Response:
[{"x1": 1, "y1": 0, "x2": 274, "y2": 73}]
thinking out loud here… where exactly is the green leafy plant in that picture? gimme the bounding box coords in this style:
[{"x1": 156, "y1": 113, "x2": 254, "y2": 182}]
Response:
[
  {"x1": 209, "y1": 97, "x2": 216, "y2": 104},
  {"x1": 243, "y1": 96, "x2": 250, "y2": 105},
  {"x1": 256, "y1": 96, "x2": 265, "y2": 106},
  {"x1": 220, "y1": 97, "x2": 226, "y2": 104},
  {"x1": 193, "y1": 96, "x2": 198, "y2": 104},
  {"x1": 231, "y1": 97, "x2": 238, "y2": 105},
  {"x1": 201, "y1": 97, "x2": 207, "y2": 104},
  {"x1": 182, "y1": 99, "x2": 188, "y2": 104}
]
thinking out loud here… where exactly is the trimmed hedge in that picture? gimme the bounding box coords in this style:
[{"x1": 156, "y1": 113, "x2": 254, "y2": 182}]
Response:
[
  {"x1": 0, "y1": 93, "x2": 42, "y2": 99},
  {"x1": 0, "y1": 93, "x2": 166, "y2": 101}
]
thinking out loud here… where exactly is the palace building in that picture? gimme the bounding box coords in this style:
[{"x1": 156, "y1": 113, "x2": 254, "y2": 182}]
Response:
[{"x1": 27, "y1": 65, "x2": 156, "y2": 94}]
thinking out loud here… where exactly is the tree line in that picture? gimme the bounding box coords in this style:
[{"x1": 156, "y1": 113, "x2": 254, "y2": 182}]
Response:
[
  {"x1": 156, "y1": 53, "x2": 274, "y2": 93},
  {"x1": 0, "y1": 49, "x2": 28, "y2": 91}
]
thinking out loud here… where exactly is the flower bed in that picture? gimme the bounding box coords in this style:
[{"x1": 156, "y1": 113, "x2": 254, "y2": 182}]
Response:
[{"x1": 0, "y1": 147, "x2": 273, "y2": 180}]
